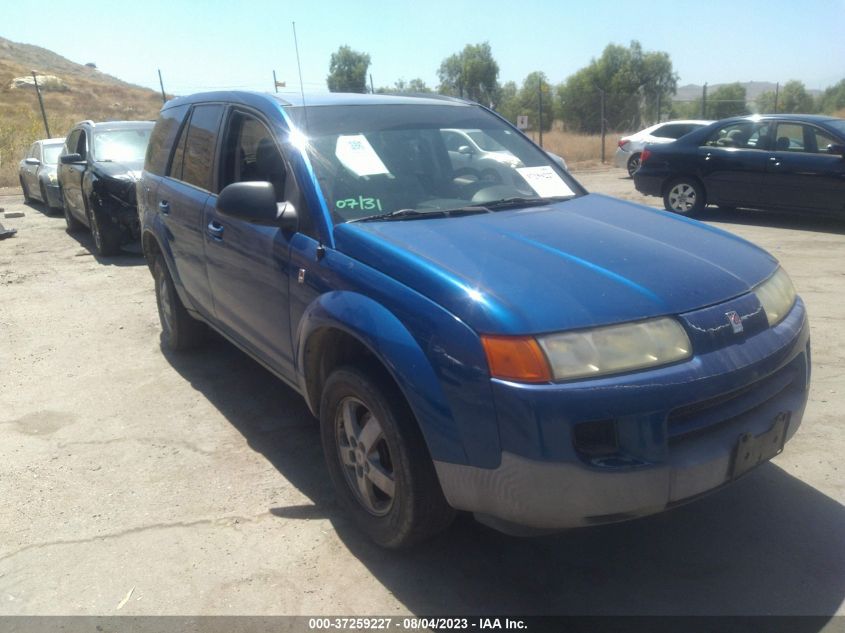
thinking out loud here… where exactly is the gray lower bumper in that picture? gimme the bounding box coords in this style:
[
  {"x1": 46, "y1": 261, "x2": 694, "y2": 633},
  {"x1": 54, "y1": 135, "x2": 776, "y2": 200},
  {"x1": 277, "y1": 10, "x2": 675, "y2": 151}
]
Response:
[{"x1": 434, "y1": 388, "x2": 805, "y2": 531}]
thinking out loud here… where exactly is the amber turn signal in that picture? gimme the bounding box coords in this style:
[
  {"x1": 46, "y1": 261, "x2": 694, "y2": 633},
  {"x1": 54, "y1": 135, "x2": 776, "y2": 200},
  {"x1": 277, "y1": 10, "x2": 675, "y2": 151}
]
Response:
[{"x1": 481, "y1": 335, "x2": 553, "y2": 383}]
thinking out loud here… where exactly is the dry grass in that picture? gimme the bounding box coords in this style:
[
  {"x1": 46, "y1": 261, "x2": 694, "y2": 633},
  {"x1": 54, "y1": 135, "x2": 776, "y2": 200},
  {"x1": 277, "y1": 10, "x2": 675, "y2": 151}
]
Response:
[
  {"x1": 0, "y1": 56, "x2": 164, "y2": 187},
  {"x1": 530, "y1": 125, "x2": 626, "y2": 169}
]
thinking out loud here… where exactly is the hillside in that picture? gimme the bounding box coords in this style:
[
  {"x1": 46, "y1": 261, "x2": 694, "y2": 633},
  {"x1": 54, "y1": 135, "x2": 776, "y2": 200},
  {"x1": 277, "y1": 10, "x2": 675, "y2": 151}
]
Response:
[{"x1": 0, "y1": 36, "x2": 166, "y2": 187}]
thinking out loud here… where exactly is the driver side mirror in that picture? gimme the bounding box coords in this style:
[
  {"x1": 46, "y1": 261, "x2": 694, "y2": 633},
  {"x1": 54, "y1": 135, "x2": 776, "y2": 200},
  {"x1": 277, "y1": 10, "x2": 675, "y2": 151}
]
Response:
[
  {"x1": 216, "y1": 181, "x2": 298, "y2": 232},
  {"x1": 25, "y1": 157, "x2": 41, "y2": 166},
  {"x1": 60, "y1": 153, "x2": 84, "y2": 164},
  {"x1": 827, "y1": 143, "x2": 845, "y2": 157},
  {"x1": 457, "y1": 145, "x2": 475, "y2": 156}
]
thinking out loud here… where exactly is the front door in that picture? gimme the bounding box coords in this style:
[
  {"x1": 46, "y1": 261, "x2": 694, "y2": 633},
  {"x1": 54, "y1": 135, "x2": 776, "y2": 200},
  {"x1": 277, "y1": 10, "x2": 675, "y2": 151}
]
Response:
[
  {"x1": 765, "y1": 122, "x2": 845, "y2": 214},
  {"x1": 203, "y1": 109, "x2": 298, "y2": 378},
  {"x1": 698, "y1": 120, "x2": 772, "y2": 207}
]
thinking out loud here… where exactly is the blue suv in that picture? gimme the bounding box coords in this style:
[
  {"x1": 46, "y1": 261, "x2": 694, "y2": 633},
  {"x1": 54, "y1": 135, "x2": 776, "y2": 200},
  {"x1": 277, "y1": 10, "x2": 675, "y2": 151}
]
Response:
[{"x1": 139, "y1": 92, "x2": 810, "y2": 548}]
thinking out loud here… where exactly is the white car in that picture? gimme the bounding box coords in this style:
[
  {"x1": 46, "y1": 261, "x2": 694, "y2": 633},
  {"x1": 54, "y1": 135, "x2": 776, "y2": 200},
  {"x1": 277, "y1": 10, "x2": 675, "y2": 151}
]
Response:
[
  {"x1": 18, "y1": 137, "x2": 66, "y2": 213},
  {"x1": 615, "y1": 120, "x2": 712, "y2": 176}
]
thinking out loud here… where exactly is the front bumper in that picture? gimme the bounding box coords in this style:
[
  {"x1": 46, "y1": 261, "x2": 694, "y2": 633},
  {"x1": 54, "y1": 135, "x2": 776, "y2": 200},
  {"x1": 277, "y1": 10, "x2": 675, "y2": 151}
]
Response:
[
  {"x1": 43, "y1": 183, "x2": 62, "y2": 209},
  {"x1": 434, "y1": 298, "x2": 810, "y2": 531}
]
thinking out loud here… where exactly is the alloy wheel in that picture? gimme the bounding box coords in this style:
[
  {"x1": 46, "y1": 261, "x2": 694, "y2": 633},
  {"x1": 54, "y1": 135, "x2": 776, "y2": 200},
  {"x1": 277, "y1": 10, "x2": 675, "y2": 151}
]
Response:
[{"x1": 667, "y1": 182, "x2": 696, "y2": 213}]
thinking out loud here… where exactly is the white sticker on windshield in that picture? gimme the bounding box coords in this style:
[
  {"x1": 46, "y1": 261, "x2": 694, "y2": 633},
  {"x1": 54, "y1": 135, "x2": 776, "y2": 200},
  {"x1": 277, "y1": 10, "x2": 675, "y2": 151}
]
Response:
[
  {"x1": 335, "y1": 134, "x2": 390, "y2": 177},
  {"x1": 516, "y1": 166, "x2": 574, "y2": 197}
]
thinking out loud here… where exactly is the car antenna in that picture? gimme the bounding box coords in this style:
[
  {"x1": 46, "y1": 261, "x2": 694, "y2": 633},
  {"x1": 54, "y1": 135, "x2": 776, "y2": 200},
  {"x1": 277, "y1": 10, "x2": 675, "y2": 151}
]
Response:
[{"x1": 292, "y1": 21, "x2": 309, "y2": 134}]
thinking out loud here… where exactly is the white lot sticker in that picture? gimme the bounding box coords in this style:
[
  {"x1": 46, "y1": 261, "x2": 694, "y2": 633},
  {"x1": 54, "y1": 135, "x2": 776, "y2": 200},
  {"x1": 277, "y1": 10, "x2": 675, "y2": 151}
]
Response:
[
  {"x1": 335, "y1": 134, "x2": 390, "y2": 177},
  {"x1": 516, "y1": 166, "x2": 574, "y2": 197}
]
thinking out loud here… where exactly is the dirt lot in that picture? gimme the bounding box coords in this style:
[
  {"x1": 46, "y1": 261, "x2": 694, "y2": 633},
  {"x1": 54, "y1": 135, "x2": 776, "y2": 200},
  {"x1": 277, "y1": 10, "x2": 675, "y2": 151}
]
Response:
[{"x1": 1, "y1": 167, "x2": 843, "y2": 617}]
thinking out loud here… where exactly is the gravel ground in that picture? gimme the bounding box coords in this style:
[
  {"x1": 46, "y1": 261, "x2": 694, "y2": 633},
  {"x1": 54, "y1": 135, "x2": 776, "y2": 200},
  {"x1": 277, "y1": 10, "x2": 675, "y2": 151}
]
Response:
[{"x1": 0, "y1": 166, "x2": 843, "y2": 616}]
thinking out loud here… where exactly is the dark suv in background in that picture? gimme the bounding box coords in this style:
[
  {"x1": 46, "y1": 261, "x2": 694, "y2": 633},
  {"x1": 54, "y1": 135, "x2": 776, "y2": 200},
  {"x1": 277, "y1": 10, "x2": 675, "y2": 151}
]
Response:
[{"x1": 58, "y1": 120, "x2": 154, "y2": 255}]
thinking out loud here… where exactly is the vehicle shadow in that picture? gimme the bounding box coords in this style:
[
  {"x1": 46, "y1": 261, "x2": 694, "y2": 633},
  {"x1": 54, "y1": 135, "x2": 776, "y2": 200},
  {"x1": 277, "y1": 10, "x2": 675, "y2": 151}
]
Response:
[
  {"x1": 163, "y1": 334, "x2": 845, "y2": 619},
  {"x1": 66, "y1": 230, "x2": 145, "y2": 267},
  {"x1": 23, "y1": 199, "x2": 62, "y2": 217},
  {"x1": 702, "y1": 206, "x2": 845, "y2": 236}
]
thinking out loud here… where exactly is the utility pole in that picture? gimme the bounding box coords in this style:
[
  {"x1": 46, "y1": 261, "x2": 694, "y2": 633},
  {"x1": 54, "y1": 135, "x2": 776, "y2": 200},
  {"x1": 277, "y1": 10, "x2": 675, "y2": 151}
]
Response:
[
  {"x1": 157, "y1": 69, "x2": 166, "y2": 104},
  {"x1": 701, "y1": 83, "x2": 707, "y2": 119},
  {"x1": 538, "y1": 77, "x2": 543, "y2": 148},
  {"x1": 31, "y1": 71, "x2": 51, "y2": 137},
  {"x1": 656, "y1": 82, "x2": 662, "y2": 124},
  {"x1": 273, "y1": 70, "x2": 279, "y2": 93},
  {"x1": 600, "y1": 88, "x2": 606, "y2": 163},
  {"x1": 369, "y1": 73, "x2": 374, "y2": 94},
  {"x1": 774, "y1": 82, "x2": 780, "y2": 113}
]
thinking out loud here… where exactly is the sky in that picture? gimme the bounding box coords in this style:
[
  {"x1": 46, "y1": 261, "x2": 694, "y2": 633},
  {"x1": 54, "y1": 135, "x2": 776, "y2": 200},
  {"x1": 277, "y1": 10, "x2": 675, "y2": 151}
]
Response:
[{"x1": 2, "y1": 0, "x2": 844, "y2": 96}]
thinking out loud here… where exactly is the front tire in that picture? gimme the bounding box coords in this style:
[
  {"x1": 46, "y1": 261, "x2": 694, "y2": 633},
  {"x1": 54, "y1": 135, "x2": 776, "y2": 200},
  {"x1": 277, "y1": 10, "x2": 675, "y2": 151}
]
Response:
[
  {"x1": 86, "y1": 204, "x2": 122, "y2": 256},
  {"x1": 320, "y1": 365, "x2": 454, "y2": 548},
  {"x1": 153, "y1": 255, "x2": 207, "y2": 350},
  {"x1": 20, "y1": 177, "x2": 32, "y2": 203},
  {"x1": 663, "y1": 177, "x2": 705, "y2": 216}
]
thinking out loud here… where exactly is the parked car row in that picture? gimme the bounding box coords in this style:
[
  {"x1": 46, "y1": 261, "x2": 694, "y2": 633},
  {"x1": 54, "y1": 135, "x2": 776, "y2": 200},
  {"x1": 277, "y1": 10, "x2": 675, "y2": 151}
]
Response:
[{"x1": 19, "y1": 94, "x2": 812, "y2": 549}]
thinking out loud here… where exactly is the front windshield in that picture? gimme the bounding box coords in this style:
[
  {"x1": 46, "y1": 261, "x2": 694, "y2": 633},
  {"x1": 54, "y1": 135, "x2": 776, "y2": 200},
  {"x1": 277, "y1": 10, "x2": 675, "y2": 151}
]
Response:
[
  {"x1": 287, "y1": 104, "x2": 580, "y2": 223},
  {"x1": 42, "y1": 144, "x2": 63, "y2": 164},
  {"x1": 93, "y1": 127, "x2": 153, "y2": 162}
]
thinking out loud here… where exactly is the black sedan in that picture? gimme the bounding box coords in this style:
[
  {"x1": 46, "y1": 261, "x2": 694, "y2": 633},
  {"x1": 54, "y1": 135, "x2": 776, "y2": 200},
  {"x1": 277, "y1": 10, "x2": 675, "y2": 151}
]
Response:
[
  {"x1": 634, "y1": 114, "x2": 845, "y2": 216},
  {"x1": 58, "y1": 120, "x2": 154, "y2": 255}
]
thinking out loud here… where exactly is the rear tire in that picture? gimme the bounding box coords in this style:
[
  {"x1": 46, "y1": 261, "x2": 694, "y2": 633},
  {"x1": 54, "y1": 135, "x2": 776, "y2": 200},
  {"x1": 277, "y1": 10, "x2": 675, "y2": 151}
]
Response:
[
  {"x1": 320, "y1": 365, "x2": 455, "y2": 548},
  {"x1": 153, "y1": 255, "x2": 207, "y2": 351},
  {"x1": 626, "y1": 153, "x2": 642, "y2": 177},
  {"x1": 61, "y1": 188, "x2": 84, "y2": 233},
  {"x1": 663, "y1": 177, "x2": 705, "y2": 216}
]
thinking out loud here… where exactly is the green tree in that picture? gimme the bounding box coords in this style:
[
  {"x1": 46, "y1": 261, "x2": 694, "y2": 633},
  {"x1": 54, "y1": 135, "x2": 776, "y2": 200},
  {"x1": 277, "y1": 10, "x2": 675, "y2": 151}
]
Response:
[
  {"x1": 327, "y1": 46, "x2": 371, "y2": 93},
  {"x1": 706, "y1": 83, "x2": 748, "y2": 119},
  {"x1": 437, "y1": 42, "x2": 500, "y2": 105},
  {"x1": 818, "y1": 79, "x2": 845, "y2": 114},
  {"x1": 516, "y1": 72, "x2": 554, "y2": 132},
  {"x1": 376, "y1": 78, "x2": 432, "y2": 94},
  {"x1": 781, "y1": 80, "x2": 816, "y2": 113},
  {"x1": 556, "y1": 41, "x2": 677, "y2": 133},
  {"x1": 495, "y1": 81, "x2": 519, "y2": 123}
]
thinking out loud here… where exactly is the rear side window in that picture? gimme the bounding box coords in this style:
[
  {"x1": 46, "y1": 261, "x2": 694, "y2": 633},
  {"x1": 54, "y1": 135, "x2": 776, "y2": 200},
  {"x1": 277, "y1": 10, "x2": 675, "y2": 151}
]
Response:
[
  {"x1": 653, "y1": 124, "x2": 686, "y2": 139},
  {"x1": 180, "y1": 104, "x2": 224, "y2": 191},
  {"x1": 145, "y1": 104, "x2": 189, "y2": 176}
]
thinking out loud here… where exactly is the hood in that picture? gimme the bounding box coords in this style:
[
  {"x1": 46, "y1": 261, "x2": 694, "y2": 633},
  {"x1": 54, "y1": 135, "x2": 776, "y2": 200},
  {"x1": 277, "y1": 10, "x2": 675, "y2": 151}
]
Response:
[
  {"x1": 333, "y1": 194, "x2": 778, "y2": 334},
  {"x1": 93, "y1": 159, "x2": 144, "y2": 181}
]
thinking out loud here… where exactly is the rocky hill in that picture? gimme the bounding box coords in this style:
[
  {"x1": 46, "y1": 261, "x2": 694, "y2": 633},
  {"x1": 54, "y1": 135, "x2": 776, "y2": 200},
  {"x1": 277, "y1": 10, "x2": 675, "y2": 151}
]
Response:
[{"x1": 0, "y1": 36, "x2": 166, "y2": 186}]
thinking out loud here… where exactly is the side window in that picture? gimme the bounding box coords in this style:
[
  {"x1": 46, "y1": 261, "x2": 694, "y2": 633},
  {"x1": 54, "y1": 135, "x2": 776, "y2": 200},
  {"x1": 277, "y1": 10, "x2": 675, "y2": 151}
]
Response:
[
  {"x1": 180, "y1": 104, "x2": 224, "y2": 191},
  {"x1": 774, "y1": 123, "x2": 805, "y2": 152},
  {"x1": 705, "y1": 122, "x2": 769, "y2": 149},
  {"x1": 64, "y1": 130, "x2": 80, "y2": 156},
  {"x1": 441, "y1": 131, "x2": 462, "y2": 152},
  {"x1": 810, "y1": 128, "x2": 838, "y2": 154},
  {"x1": 75, "y1": 130, "x2": 88, "y2": 159},
  {"x1": 145, "y1": 104, "x2": 190, "y2": 176},
  {"x1": 653, "y1": 124, "x2": 682, "y2": 139},
  {"x1": 218, "y1": 110, "x2": 286, "y2": 200}
]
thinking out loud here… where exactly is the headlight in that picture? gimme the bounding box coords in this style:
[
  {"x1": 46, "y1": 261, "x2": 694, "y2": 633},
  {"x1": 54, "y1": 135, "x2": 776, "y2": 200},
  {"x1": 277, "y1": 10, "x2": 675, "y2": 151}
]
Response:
[
  {"x1": 755, "y1": 267, "x2": 796, "y2": 327},
  {"x1": 482, "y1": 317, "x2": 692, "y2": 384},
  {"x1": 537, "y1": 317, "x2": 692, "y2": 381}
]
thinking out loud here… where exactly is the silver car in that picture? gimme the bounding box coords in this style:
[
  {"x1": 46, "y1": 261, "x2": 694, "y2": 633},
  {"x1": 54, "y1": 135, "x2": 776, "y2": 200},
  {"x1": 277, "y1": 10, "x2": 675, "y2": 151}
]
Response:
[
  {"x1": 19, "y1": 138, "x2": 66, "y2": 213},
  {"x1": 615, "y1": 120, "x2": 712, "y2": 176}
]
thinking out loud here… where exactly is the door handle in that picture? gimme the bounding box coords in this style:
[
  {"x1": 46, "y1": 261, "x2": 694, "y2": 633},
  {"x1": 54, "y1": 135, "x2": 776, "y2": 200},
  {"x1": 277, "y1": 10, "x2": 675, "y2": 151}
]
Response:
[
  {"x1": 207, "y1": 221, "x2": 224, "y2": 240},
  {"x1": 158, "y1": 200, "x2": 170, "y2": 215}
]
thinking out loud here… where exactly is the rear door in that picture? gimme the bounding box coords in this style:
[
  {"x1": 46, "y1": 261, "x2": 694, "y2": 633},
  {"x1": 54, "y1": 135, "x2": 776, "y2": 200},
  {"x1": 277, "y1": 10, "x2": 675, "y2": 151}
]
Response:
[
  {"x1": 202, "y1": 108, "x2": 299, "y2": 377},
  {"x1": 765, "y1": 122, "x2": 845, "y2": 213},
  {"x1": 155, "y1": 103, "x2": 224, "y2": 318},
  {"x1": 698, "y1": 120, "x2": 772, "y2": 206}
]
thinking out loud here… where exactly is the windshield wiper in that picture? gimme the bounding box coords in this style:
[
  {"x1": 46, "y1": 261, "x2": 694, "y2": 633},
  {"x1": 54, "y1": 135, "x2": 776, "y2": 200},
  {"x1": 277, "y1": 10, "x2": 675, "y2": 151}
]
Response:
[
  {"x1": 351, "y1": 206, "x2": 490, "y2": 223},
  {"x1": 482, "y1": 196, "x2": 572, "y2": 210}
]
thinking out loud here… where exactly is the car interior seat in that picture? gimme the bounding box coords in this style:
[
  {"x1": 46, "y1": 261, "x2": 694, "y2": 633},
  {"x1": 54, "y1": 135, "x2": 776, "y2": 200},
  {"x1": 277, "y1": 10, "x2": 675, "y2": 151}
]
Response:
[
  {"x1": 255, "y1": 138, "x2": 286, "y2": 201},
  {"x1": 776, "y1": 137, "x2": 791, "y2": 151}
]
